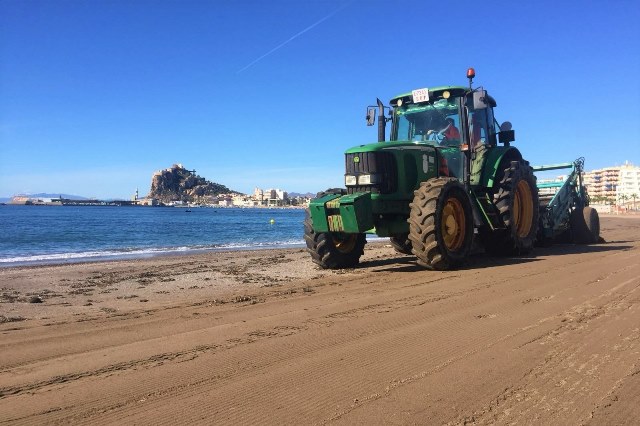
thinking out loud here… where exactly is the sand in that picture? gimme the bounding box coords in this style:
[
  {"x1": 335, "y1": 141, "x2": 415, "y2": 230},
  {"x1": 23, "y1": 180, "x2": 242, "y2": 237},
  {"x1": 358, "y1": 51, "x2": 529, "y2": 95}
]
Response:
[{"x1": 1, "y1": 215, "x2": 639, "y2": 425}]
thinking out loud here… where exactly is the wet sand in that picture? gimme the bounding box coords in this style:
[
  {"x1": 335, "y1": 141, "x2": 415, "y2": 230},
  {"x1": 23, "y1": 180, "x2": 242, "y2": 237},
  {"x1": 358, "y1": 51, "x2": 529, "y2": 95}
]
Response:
[{"x1": 1, "y1": 215, "x2": 639, "y2": 424}]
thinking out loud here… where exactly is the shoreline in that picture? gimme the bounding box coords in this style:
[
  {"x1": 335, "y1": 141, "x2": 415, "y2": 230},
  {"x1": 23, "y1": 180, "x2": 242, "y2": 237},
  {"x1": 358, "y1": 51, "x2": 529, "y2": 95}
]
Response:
[
  {"x1": 0, "y1": 240, "x2": 392, "y2": 324},
  {"x1": 0, "y1": 241, "x2": 308, "y2": 269},
  {"x1": 0, "y1": 235, "x2": 389, "y2": 270}
]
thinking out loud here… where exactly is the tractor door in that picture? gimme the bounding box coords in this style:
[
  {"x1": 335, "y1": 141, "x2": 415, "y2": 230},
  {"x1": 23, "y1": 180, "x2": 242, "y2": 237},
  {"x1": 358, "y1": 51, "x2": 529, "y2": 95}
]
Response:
[
  {"x1": 466, "y1": 101, "x2": 498, "y2": 187},
  {"x1": 468, "y1": 108, "x2": 492, "y2": 149}
]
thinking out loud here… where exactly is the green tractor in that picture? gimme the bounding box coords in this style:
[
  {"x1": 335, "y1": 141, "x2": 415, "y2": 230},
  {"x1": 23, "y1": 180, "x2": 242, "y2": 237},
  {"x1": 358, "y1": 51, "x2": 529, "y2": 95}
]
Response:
[{"x1": 304, "y1": 68, "x2": 540, "y2": 270}]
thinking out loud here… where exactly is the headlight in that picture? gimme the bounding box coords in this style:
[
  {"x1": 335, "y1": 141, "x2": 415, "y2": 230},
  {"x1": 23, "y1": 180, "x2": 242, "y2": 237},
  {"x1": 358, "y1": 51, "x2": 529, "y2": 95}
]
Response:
[
  {"x1": 357, "y1": 174, "x2": 380, "y2": 185},
  {"x1": 345, "y1": 175, "x2": 357, "y2": 186}
]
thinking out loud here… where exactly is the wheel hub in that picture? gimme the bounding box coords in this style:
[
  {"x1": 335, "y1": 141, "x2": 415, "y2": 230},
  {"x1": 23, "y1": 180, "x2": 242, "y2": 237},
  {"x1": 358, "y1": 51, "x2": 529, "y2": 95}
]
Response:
[
  {"x1": 514, "y1": 180, "x2": 534, "y2": 238},
  {"x1": 333, "y1": 234, "x2": 357, "y2": 253},
  {"x1": 441, "y1": 198, "x2": 466, "y2": 250}
]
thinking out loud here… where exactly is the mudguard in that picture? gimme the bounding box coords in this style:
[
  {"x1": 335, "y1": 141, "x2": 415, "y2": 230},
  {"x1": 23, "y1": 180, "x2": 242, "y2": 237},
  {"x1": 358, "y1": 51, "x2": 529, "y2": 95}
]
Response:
[{"x1": 472, "y1": 145, "x2": 523, "y2": 188}]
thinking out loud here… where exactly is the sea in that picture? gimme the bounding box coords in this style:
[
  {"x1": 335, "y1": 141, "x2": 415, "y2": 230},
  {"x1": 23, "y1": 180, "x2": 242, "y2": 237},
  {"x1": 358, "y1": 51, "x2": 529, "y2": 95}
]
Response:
[{"x1": 0, "y1": 205, "x2": 309, "y2": 267}]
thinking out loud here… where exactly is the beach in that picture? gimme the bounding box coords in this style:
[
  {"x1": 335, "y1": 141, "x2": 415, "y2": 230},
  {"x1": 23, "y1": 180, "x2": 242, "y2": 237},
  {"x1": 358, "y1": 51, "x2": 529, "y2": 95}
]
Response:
[{"x1": 1, "y1": 214, "x2": 639, "y2": 424}]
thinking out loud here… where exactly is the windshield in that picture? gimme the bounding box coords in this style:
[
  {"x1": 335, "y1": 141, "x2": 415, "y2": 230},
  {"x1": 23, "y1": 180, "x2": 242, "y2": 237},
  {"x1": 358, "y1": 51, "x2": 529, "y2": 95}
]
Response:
[{"x1": 393, "y1": 98, "x2": 461, "y2": 145}]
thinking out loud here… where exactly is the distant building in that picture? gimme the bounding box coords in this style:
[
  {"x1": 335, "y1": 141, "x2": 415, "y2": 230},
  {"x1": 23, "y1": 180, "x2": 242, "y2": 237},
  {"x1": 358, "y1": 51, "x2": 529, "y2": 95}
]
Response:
[
  {"x1": 583, "y1": 161, "x2": 640, "y2": 209},
  {"x1": 251, "y1": 187, "x2": 289, "y2": 206},
  {"x1": 219, "y1": 197, "x2": 233, "y2": 207},
  {"x1": 139, "y1": 198, "x2": 159, "y2": 206},
  {"x1": 253, "y1": 187, "x2": 264, "y2": 202},
  {"x1": 9, "y1": 196, "x2": 31, "y2": 205},
  {"x1": 617, "y1": 162, "x2": 640, "y2": 205},
  {"x1": 267, "y1": 189, "x2": 288, "y2": 206},
  {"x1": 232, "y1": 195, "x2": 256, "y2": 207},
  {"x1": 537, "y1": 175, "x2": 567, "y2": 199},
  {"x1": 583, "y1": 167, "x2": 620, "y2": 202},
  {"x1": 10, "y1": 195, "x2": 64, "y2": 205}
]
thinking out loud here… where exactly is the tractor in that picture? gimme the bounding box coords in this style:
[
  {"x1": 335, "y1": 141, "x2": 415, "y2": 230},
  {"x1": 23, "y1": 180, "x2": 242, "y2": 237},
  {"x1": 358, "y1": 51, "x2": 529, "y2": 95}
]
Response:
[{"x1": 304, "y1": 68, "x2": 541, "y2": 270}]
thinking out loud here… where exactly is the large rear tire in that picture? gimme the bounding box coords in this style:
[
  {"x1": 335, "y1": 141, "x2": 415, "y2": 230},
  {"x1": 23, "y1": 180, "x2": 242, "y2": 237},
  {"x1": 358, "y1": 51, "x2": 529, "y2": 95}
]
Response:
[
  {"x1": 303, "y1": 209, "x2": 366, "y2": 269},
  {"x1": 389, "y1": 233, "x2": 412, "y2": 255},
  {"x1": 487, "y1": 161, "x2": 539, "y2": 255},
  {"x1": 408, "y1": 178, "x2": 473, "y2": 270},
  {"x1": 570, "y1": 206, "x2": 600, "y2": 244}
]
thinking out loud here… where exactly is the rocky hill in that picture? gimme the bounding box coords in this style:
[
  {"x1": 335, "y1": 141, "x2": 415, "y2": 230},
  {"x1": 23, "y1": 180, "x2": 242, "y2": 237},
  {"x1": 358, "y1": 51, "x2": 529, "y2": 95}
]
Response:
[{"x1": 148, "y1": 164, "x2": 241, "y2": 203}]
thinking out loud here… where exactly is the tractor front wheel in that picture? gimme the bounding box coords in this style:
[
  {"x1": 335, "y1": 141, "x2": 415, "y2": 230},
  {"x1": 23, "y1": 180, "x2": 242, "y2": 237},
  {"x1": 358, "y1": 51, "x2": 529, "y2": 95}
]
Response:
[
  {"x1": 408, "y1": 178, "x2": 473, "y2": 270},
  {"x1": 303, "y1": 209, "x2": 366, "y2": 269}
]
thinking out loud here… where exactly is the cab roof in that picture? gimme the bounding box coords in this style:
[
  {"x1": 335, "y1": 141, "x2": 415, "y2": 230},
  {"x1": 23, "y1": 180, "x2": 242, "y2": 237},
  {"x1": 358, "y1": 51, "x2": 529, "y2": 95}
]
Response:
[{"x1": 390, "y1": 85, "x2": 496, "y2": 108}]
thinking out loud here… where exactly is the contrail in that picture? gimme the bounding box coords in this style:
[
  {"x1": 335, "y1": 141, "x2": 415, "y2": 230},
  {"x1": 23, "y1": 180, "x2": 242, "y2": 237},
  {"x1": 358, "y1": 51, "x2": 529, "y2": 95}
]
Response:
[{"x1": 237, "y1": 2, "x2": 352, "y2": 74}]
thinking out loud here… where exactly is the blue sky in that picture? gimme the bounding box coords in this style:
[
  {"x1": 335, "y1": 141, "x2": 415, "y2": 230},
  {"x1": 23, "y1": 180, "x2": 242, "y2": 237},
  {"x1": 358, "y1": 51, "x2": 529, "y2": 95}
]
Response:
[{"x1": 1, "y1": 0, "x2": 639, "y2": 198}]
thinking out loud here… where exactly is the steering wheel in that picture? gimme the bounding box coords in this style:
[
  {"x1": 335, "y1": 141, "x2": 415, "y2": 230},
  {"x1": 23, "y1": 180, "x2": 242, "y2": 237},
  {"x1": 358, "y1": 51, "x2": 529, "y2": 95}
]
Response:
[{"x1": 427, "y1": 130, "x2": 445, "y2": 144}]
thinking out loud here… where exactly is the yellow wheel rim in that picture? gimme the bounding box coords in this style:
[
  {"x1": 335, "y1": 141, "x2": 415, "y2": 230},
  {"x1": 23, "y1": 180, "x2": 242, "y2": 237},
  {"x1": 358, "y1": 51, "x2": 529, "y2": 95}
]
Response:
[
  {"x1": 333, "y1": 234, "x2": 357, "y2": 253},
  {"x1": 514, "y1": 180, "x2": 534, "y2": 238},
  {"x1": 441, "y1": 197, "x2": 466, "y2": 250}
]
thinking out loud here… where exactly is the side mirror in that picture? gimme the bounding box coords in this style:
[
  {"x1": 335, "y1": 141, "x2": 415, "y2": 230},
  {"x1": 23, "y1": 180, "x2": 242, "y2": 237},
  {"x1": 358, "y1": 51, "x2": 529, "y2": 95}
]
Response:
[
  {"x1": 499, "y1": 130, "x2": 515, "y2": 144},
  {"x1": 366, "y1": 108, "x2": 376, "y2": 126},
  {"x1": 473, "y1": 90, "x2": 487, "y2": 110}
]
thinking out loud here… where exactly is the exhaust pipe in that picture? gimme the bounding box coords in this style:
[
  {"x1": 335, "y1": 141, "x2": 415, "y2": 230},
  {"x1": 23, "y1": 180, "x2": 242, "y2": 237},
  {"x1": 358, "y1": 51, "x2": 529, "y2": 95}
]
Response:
[{"x1": 377, "y1": 98, "x2": 385, "y2": 142}]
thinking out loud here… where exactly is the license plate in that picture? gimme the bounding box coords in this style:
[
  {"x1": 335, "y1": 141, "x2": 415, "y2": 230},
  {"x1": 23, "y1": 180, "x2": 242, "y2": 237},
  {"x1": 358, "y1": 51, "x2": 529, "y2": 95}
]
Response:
[{"x1": 412, "y1": 88, "x2": 429, "y2": 103}]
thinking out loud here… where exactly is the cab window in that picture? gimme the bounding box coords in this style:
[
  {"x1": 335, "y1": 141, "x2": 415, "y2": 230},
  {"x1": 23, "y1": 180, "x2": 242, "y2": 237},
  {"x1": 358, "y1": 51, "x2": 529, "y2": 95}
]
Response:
[
  {"x1": 393, "y1": 98, "x2": 461, "y2": 145},
  {"x1": 469, "y1": 108, "x2": 488, "y2": 147}
]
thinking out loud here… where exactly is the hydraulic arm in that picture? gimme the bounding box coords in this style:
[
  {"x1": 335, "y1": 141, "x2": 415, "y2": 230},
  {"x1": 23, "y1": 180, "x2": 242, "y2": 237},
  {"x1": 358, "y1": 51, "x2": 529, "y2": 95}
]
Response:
[{"x1": 533, "y1": 157, "x2": 588, "y2": 239}]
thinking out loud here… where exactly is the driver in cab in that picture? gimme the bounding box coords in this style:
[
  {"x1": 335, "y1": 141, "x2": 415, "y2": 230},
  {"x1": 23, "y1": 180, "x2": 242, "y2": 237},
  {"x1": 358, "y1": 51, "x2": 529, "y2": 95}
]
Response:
[{"x1": 427, "y1": 117, "x2": 460, "y2": 142}]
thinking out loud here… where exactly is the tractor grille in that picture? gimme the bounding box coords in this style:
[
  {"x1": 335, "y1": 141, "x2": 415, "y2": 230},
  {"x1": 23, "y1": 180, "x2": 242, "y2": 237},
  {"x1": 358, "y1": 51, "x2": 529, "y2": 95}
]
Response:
[{"x1": 345, "y1": 151, "x2": 397, "y2": 194}]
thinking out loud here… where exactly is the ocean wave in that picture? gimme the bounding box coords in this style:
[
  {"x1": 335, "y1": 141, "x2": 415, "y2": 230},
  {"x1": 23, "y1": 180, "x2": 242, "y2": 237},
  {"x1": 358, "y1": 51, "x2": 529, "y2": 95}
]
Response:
[
  {"x1": 0, "y1": 247, "x2": 187, "y2": 264},
  {"x1": 0, "y1": 240, "x2": 307, "y2": 266},
  {"x1": 0, "y1": 234, "x2": 389, "y2": 267}
]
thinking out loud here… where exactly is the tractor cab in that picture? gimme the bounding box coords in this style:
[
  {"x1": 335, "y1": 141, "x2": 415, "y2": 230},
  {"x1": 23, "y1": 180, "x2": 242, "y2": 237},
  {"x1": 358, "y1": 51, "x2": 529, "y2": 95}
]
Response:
[
  {"x1": 387, "y1": 86, "x2": 510, "y2": 151},
  {"x1": 389, "y1": 86, "x2": 467, "y2": 147}
]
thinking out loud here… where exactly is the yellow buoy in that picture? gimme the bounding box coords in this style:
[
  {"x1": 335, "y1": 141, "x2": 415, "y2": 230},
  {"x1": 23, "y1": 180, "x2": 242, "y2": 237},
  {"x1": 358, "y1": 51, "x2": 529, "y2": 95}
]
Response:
[{"x1": 269, "y1": 219, "x2": 275, "y2": 224}]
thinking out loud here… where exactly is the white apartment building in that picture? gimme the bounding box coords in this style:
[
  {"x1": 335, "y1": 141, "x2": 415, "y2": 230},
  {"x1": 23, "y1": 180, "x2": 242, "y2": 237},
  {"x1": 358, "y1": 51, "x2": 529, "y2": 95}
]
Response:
[
  {"x1": 583, "y1": 167, "x2": 620, "y2": 201},
  {"x1": 252, "y1": 187, "x2": 289, "y2": 206},
  {"x1": 583, "y1": 161, "x2": 640, "y2": 208},
  {"x1": 617, "y1": 162, "x2": 640, "y2": 208}
]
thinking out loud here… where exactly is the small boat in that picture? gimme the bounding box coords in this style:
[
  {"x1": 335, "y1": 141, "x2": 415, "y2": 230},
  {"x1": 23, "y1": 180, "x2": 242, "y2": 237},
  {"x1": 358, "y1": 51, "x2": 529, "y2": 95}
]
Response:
[{"x1": 185, "y1": 208, "x2": 192, "y2": 212}]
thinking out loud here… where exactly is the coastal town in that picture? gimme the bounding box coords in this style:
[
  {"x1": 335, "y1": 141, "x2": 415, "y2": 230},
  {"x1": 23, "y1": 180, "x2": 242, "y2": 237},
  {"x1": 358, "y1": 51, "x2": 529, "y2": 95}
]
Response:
[
  {"x1": 5, "y1": 161, "x2": 640, "y2": 213},
  {"x1": 7, "y1": 188, "x2": 310, "y2": 208},
  {"x1": 5, "y1": 164, "x2": 312, "y2": 208}
]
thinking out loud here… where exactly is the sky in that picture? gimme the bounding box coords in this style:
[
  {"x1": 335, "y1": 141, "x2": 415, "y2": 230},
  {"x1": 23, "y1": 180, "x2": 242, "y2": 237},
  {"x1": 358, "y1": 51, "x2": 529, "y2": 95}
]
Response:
[{"x1": 1, "y1": 0, "x2": 639, "y2": 199}]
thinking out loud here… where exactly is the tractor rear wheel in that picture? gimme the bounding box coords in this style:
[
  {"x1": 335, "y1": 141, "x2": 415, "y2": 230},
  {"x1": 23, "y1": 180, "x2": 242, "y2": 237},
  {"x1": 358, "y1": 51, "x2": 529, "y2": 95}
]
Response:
[
  {"x1": 303, "y1": 209, "x2": 366, "y2": 269},
  {"x1": 408, "y1": 178, "x2": 473, "y2": 270},
  {"x1": 570, "y1": 206, "x2": 600, "y2": 244},
  {"x1": 488, "y1": 161, "x2": 539, "y2": 255},
  {"x1": 389, "y1": 233, "x2": 412, "y2": 255}
]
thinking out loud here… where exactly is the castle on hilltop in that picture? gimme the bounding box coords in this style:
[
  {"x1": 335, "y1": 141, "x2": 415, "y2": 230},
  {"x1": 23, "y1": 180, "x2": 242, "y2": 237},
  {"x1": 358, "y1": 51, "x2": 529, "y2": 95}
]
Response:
[{"x1": 135, "y1": 164, "x2": 309, "y2": 207}]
